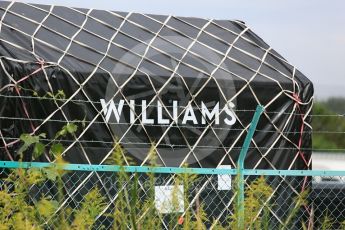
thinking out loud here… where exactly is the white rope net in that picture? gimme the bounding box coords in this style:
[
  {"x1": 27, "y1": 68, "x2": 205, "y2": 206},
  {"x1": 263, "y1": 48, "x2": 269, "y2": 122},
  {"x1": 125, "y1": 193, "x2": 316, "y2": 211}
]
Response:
[{"x1": 0, "y1": 1, "x2": 314, "y2": 228}]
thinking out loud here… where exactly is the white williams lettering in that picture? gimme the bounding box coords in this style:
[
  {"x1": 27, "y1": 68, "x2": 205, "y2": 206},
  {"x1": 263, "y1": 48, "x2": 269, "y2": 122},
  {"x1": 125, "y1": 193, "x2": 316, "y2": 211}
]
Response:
[
  {"x1": 182, "y1": 104, "x2": 198, "y2": 125},
  {"x1": 201, "y1": 102, "x2": 219, "y2": 125},
  {"x1": 100, "y1": 99, "x2": 124, "y2": 123},
  {"x1": 224, "y1": 102, "x2": 236, "y2": 125},
  {"x1": 129, "y1": 100, "x2": 135, "y2": 124},
  {"x1": 157, "y1": 101, "x2": 170, "y2": 124},
  {"x1": 100, "y1": 99, "x2": 237, "y2": 126},
  {"x1": 142, "y1": 100, "x2": 154, "y2": 124},
  {"x1": 173, "y1": 100, "x2": 178, "y2": 122}
]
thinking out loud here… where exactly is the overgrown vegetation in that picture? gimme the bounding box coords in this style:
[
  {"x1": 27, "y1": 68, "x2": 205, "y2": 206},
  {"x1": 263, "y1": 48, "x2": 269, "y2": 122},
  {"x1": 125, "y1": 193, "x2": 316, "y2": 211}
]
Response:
[
  {"x1": 0, "y1": 127, "x2": 343, "y2": 229},
  {"x1": 0, "y1": 123, "x2": 107, "y2": 229}
]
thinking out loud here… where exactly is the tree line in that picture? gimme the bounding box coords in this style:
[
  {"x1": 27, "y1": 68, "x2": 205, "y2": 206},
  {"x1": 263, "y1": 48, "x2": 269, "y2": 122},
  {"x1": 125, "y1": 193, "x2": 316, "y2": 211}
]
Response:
[{"x1": 313, "y1": 97, "x2": 345, "y2": 152}]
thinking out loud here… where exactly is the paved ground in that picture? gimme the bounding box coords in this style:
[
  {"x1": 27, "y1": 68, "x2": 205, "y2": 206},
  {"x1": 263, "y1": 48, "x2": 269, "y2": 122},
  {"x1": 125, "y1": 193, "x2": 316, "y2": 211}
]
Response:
[{"x1": 313, "y1": 152, "x2": 345, "y2": 170}]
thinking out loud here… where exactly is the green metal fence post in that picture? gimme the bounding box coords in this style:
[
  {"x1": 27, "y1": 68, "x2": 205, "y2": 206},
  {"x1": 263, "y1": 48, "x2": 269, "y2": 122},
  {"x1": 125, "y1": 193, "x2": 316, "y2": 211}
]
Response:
[{"x1": 237, "y1": 105, "x2": 264, "y2": 229}]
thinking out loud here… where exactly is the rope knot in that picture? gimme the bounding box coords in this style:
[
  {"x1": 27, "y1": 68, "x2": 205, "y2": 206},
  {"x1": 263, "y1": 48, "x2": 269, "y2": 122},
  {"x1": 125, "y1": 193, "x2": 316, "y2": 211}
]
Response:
[
  {"x1": 292, "y1": 93, "x2": 301, "y2": 103},
  {"x1": 36, "y1": 57, "x2": 45, "y2": 66}
]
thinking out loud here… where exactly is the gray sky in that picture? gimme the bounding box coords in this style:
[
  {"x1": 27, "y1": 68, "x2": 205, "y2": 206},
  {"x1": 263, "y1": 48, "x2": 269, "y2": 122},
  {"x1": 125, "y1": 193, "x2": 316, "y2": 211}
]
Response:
[{"x1": 15, "y1": 0, "x2": 345, "y2": 99}]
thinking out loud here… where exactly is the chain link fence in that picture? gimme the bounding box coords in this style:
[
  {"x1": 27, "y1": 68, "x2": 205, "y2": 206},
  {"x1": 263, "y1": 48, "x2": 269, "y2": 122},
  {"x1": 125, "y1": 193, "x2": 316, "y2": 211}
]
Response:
[{"x1": 1, "y1": 162, "x2": 345, "y2": 229}]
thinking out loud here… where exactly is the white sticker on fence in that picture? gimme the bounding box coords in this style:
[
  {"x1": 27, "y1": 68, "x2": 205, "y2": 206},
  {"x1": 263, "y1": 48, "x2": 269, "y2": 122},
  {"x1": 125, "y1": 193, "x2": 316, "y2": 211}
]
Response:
[
  {"x1": 217, "y1": 165, "x2": 232, "y2": 190},
  {"x1": 154, "y1": 185, "x2": 184, "y2": 214}
]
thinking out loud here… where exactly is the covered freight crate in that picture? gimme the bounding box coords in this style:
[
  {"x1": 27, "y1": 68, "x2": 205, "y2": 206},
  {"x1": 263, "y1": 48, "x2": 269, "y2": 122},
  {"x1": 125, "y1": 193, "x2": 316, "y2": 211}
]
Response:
[{"x1": 0, "y1": 1, "x2": 313, "y2": 228}]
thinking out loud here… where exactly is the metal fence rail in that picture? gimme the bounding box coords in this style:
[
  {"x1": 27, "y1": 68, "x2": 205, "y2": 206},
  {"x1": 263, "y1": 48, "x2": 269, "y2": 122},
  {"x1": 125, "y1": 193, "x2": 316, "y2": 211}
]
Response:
[{"x1": 1, "y1": 161, "x2": 345, "y2": 229}]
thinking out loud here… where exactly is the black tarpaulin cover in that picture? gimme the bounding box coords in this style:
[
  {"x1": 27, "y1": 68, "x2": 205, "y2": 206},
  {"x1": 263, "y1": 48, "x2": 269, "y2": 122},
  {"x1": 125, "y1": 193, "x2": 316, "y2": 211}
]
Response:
[{"x1": 0, "y1": 1, "x2": 313, "y2": 228}]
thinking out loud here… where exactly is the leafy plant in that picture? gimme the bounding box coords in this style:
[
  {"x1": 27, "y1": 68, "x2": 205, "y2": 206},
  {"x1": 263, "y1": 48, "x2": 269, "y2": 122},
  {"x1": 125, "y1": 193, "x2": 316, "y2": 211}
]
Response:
[
  {"x1": 107, "y1": 142, "x2": 133, "y2": 230},
  {"x1": 71, "y1": 188, "x2": 107, "y2": 230},
  {"x1": 280, "y1": 189, "x2": 309, "y2": 230},
  {"x1": 0, "y1": 160, "x2": 106, "y2": 229},
  {"x1": 229, "y1": 175, "x2": 273, "y2": 230},
  {"x1": 138, "y1": 145, "x2": 161, "y2": 230},
  {"x1": 18, "y1": 133, "x2": 46, "y2": 160},
  {"x1": 320, "y1": 213, "x2": 333, "y2": 230},
  {"x1": 0, "y1": 122, "x2": 107, "y2": 229}
]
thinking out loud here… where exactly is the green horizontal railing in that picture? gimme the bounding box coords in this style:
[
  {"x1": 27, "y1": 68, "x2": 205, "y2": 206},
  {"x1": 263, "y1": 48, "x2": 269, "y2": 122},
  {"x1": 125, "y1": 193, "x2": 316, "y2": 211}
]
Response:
[{"x1": 1, "y1": 161, "x2": 345, "y2": 176}]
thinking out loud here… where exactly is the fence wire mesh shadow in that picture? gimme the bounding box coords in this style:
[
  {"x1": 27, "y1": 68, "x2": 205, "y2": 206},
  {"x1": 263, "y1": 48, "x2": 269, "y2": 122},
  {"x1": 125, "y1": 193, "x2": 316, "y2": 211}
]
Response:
[{"x1": 1, "y1": 162, "x2": 345, "y2": 229}]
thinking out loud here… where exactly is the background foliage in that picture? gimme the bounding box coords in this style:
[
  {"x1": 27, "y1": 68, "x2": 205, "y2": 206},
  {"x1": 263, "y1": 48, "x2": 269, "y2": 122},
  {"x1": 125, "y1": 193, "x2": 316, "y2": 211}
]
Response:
[{"x1": 313, "y1": 97, "x2": 345, "y2": 152}]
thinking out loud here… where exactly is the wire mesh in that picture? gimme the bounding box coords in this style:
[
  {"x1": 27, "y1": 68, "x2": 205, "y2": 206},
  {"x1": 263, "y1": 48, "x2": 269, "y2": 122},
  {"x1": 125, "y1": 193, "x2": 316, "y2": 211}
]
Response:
[{"x1": 1, "y1": 163, "x2": 345, "y2": 229}]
